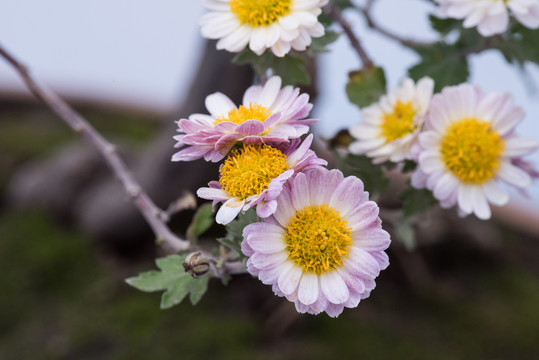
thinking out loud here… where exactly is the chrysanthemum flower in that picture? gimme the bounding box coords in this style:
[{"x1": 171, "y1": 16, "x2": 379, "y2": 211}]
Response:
[
  {"x1": 200, "y1": 0, "x2": 328, "y2": 57},
  {"x1": 349, "y1": 77, "x2": 434, "y2": 164},
  {"x1": 242, "y1": 168, "x2": 390, "y2": 317},
  {"x1": 411, "y1": 83, "x2": 538, "y2": 220},
  {"x1": 434, "y1": 0, "x2": 539, "y2": 37},
  {"x1": 197, "y1": 134, "x2": 327, "y2": 224},
  {"x1": 172, "y1": 76, "x2": 316, "y2": 163}
]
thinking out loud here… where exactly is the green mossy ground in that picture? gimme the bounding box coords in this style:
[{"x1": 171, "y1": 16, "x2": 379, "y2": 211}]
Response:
[{"x1": 1, "y1": 102, "x2": 538, "y2": 359}]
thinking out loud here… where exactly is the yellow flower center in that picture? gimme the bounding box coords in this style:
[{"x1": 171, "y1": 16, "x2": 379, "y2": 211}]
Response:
[
  {"x1": 440, "y1": 117, "x2": 505, "y2": 184},
  {"x1": 380, "y1": 100, "x2": 417, "y2": 142},
  {"x1": 214, "y1": 103, "x2": 272, "y2": 125},
  {"x1": 229, "y1": 0, "x2": 292, "y2": 27},
  {"x1": 219, "y1": 144, "x2": 288, "y2": 200},
  {"x1": 285, "y1": 205, "x2": 353, "y2": 275}
]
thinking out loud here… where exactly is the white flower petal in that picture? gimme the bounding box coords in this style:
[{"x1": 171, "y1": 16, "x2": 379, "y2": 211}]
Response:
[
  {"x1": 278, "y1": 263, "x2": 303, "y2": 295},
  {"x1": 498, "y1": 161, "x2": 532, "y2": 187},
  {"x1": 320, "y1": 271, "x2": 349, "y2": 304},
  {"x1": 205, "y1": 93, "x2": 236, "y2": 117},
  {"x1": 483, "y1": 181, "x2": 509, "y2": 206},
  {"x1": 298, "y1": 273, "x2": 319, "y2": 305}
]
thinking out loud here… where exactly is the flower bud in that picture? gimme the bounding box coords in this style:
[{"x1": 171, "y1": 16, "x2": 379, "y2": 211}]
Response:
[{"x1": 183, "y1": 252, "x2": 210, "y2": 278}]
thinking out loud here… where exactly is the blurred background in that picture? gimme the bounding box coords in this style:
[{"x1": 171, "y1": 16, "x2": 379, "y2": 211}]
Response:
[{"x1": 1, "y1": 0, "x2": 539, "y2": 359}]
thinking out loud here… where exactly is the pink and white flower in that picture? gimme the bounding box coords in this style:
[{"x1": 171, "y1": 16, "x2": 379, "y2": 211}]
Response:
[
  {"x1": 242, "y1": 168, "x2": 391, "y2": 317},
  {"x1": 434, "y1": 0, "x2": 539, "y2": 37},
  {"x1": 412, "y1": 83, "x2": 538, "y2": 219},
  {"x1": 197, "y1": 134, "x2": 327, "y2": 224},
  {"x1": 200, "y1": 0, "x2": 329, "y2": 57},
  {"x1": 172, "y1": 76, "x2": 316, "y2": 162}
]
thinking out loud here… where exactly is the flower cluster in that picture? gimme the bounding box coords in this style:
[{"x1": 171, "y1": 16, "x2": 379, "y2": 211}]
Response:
[
  {"x1": 349, "y1": 78, "x2": 538, "y2": 220},
  {"x1": 434, "y1": 0, "x2": 539, "y2": 36},
  {"x1": 173, "y1": 76, "x2": 391, "y2": 317}
]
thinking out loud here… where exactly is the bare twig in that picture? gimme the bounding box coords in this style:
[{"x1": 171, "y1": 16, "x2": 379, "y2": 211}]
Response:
[
  {"x1": 359, "y1": 0, "x2": 435, "y2": 48},
  {"x1": 325, "y1": 2, "x2": 374, "y2": 68},
  {"x1": 0, "y1": 44, "x2": 190, "y2": 252}
]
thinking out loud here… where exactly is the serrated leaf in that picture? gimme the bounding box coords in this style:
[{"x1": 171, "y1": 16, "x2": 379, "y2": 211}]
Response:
[
  {"x1": 401, "y1": 188, "x2": 437, "y2": 218},
  {"x1": 307, "y1": 31, "x2": 340, "y2": 55},
  {"x1": 408, "y1": 44, "x2": 469, "y2": 92},
  {"x1": 232, "y1": 49, "x2": 310, "y2": 86},
  {"x1": 189, "y1": 275, "x2": 209, "y2": 305},
  {"x1": 160, "y1": 278, "x2": 190, "y2": 309},
  {"x1": 186, "y1": 203, "x2": 214, "y2": 242},
  {"x1": 126, "y1": 254, "x2": 210, "y2": 309},
  {"x1": 125, "y1": 270, "x2": 172, "y2": 292},
  {"x1": 346, "y1": 66, "x2": 387, "y2": 108},
  {"x1": 217, "y1": 209, "x2": 260, "y2": 258},
  {"x1": 272, "y1": 54, "x2": 310, "y2": 85},
  {"x1": 339, "y1": 153, "x2": 389, "y2": 199},
  {"x1": 156, "y1": 254, "x2": 184, "y2": 272}
]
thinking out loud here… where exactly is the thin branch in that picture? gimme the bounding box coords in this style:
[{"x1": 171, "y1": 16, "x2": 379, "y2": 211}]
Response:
[
  {"x1": 0, "y1": 43, "x2": 189, "y2": 252},
  {"x1": 325, "y1": 3, "x2": 374, "y2": 68},
  {"x1": 358, "y1": 0, "x2": 435, "y2": 48}
]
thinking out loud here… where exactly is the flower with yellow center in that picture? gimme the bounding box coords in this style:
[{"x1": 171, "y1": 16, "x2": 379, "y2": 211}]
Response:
[
  {"x1": 197, "y1": 134, "x2": 327, "y2": 224},
  {"x1": 434, "y1": 0, "x2": 539, "y2": 37},
  {"x1": 172, "y1": 76, "x2": 317, "y2": 163},
  {"x1": 214, "y1": 103, "x2": 272, "y2": 126},
  {"x1": 229, "y1": 0, "x2": 292, "y2": 27},
  {"x1": 439, "y1": 118, "x2": 504, "y2": 184},
  {"x1": 285, "y1": 205, "x2": 353, "y2": 275},
  {"x1": 242, "y1": 169, "x2": 391, "y2": 317},
  {"x1": 412, "y1": 83, "x2": 538, "y2": 220},
  {"x1": 349, "y1": 77, "x2": 434, "y2": 164},
  {"x1": 200, "y1": 0, "x2": 328, "y2": 57},
  {"x1": 219, "y1": 144, "x2": 289, "y2": 201}
]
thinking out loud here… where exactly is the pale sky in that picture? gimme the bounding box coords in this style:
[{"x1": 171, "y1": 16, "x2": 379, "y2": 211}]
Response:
[{"x1": 1, "y1": 0, "x2": 538, "y2": 210}]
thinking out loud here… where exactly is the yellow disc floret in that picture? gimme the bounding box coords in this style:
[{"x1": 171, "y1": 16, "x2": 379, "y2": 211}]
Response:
[
  {"x1": 380, "y1": 100, "x2": 417, "y2": 142},
  {"x1": 440, "y1": 117, "x2": 505, "y2": 184},
  {"x1": 229, "y1": 0, "x2": 292, "y2": 27},
  {"x1": 285, "y1": 205, "x2": 353, "y2": 275},
  {"x1": 214, "y1": 103, "x2": 272, "y2": 125},
  {"x1": 219, "y1": 144, "x2": 288, "y2": 200}
]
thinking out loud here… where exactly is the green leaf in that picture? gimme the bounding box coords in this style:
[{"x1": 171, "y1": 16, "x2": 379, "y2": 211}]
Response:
[
  {"x1": 401, "y1": 160, "x2": 418, "y2": 173},
  {"x1": 217, "y1": 208, "x2": 260, "y2": 258},
  {"x1": 125, "y1": 254, "x2": 210, "y2": 309},
  {"x1": 498, "y1": 25, "x2": 539, "y2": 65},
  {"x1": 401, "y1": 188, "x2": 438, "y2": 218},
  {"x1": 346, "y1": 66, "x2": 387, "y2": 108},
  {"x1": 189, "y1": 275, "x2": 209, "y2": 305},
  {"x1": 339, "y1": 153, "x2": 390, "y2": 199},
  {"x1": 307, "y1": 31, "x2": 340, "y2": 55},
  {"x1": 232, "y1": 49, "x2": 310, "y2": 86},
  {"x1": 408, "y1": 43, "x2": 469, "y2": 92},
  {"x1": 272, "y1": 54, "x2": 310, "y2": 85},
  {"x1": 394, "y1": 218, "x2": 416, "y2": 251},
  {"x1": 160, "y1": 278, "x2": 190, "y2": 309},
  {"x1": 124, "y1": 270, "x2": 169, "y2": 292},
  {"x1": 186, "y1": 203, "x2": 214, "y2": 242},
  {"x1": 429, "y1": 15, "x2": 461, "y2": 35}
]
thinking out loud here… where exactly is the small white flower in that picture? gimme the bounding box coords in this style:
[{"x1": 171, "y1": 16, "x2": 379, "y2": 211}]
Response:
[
  {"x1": 200, "y1": 0, "x2": 328, "y2": 57},
  {"x1": 434, "y1": 0, "x2": 539, "y2": 36},
  {"x1": 412, "y1": 83, "x2": 538, "y2": 220},
  {"x1": 349, "y1": 77, "x2": 434, "y2": 164}
]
